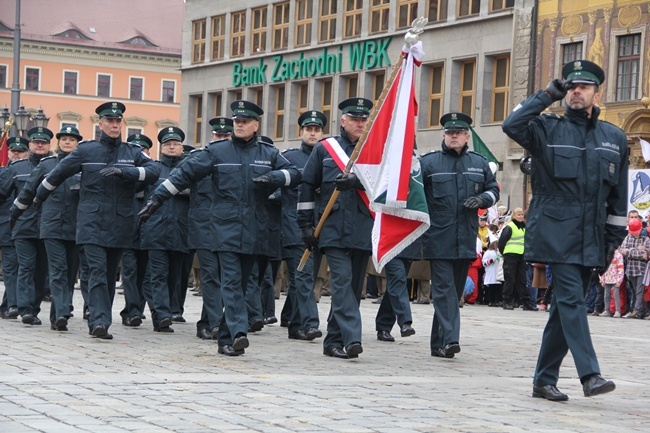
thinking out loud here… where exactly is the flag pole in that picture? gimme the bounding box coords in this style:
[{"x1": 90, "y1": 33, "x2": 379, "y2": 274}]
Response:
[{"x1": 298, "y1": 17, "x2": 428, "y2": 271}]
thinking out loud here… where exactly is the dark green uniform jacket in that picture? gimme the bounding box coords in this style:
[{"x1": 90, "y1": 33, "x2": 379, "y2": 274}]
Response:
[{"x1": 501, "y1": 90, "x2": 628, "y2": 267}]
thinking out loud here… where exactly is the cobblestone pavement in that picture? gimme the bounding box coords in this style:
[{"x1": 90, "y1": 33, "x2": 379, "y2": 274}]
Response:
[{"x1": 1, "y1": 283, "x2": 649, "y2": 433}]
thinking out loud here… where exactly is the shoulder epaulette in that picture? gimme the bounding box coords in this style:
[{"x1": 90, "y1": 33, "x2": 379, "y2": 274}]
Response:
[
  {"x1": 9, "y1": 158, "x2": 27, "y2": 166},
  {"x1": 78, "y1": 140, "x2": 91, "y2": 146},
  {"x1": 421, "y1": 150, "x2": 441, "y2": 157},
  {"x1": 541, "y1": 112, "x2": 562, "y2": 120},
  {"x1": 282, "y1": 147, "x2": 299, "y2": 154},
  {"x1": 468, "y1": 151, "x2": 487, "y2": 161},
  {"x1": 259, "y1": 141, "x2": 275, "y2": 148},
  {"x1": 39, "y1": 155, "x2": 57, "y2": 162},
  {"x1": 208, "y1": 138, "x2": 229, "y2": 145}
]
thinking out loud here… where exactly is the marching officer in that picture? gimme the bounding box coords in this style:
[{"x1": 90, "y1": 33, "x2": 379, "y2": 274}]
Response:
[
  {"x1": 12, "y1": 126, "x2": 83, "y2": 331},
  {"x1": 421, "y1": 112, "x2": 499, "y2": 359},
  {"x1": 280, "y1": 110, "x2": 326, "y2": 341},
  {"x1": 139, "y1": 127, "x2": 190, "y2": 333},
  {"x1": 119, "y1": 133, "x2": 154, "y2": 327},
  {"x1": 138, "y1": 100, "x2": 300, "y2": 356},
  {"x1": 502, "y1": 60, "x2": 625, "y2": 401},
  {"x1": 0, "y1": 126, "x2": 54, "y2": 326},
  {"x1": 209, "y1": 117, "x2": 233, "y2": 141},
  {"x1": 0, "y1": 137, "x2": 29, "y2": 320},
  {"x1": 297, "y1": 97, "x2": 375, "y2": 359},
  {"x1": 194, "y1": 117, "x2": 232, "y2": 339},
  {"x1": 31, "y1": 101, "x2": 159, "y2": 340}
]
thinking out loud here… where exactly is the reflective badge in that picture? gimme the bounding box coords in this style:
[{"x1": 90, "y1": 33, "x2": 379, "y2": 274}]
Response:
[{"x1": 609, "y1": 163, "x2": 615, "y2": 175}]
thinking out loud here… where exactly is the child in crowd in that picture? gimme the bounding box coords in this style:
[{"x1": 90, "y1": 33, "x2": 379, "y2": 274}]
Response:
[
  {"x1": 599, "y1": 247, "x2": 625, "y2": 318},
  {"x1": 620, "y1": 218, "x2": 650, "y2": 319},
  {"x1": 482, "y1": 241, "x2": 502, "y2": 306}
]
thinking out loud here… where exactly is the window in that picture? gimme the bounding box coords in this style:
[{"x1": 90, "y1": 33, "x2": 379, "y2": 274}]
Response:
[
  {"x1": 252, "y1": 6, "x2": 268, "y2": 54},
  {"x1": 211, "y1": 91, "x2": 223, "y2": 117},
  {"x1": 370, "y1": 0, "x2": 390, "y2": 34},
  {"x1": 274, "y1": 2, "x2": 290, "y2": 50},
  {"x1": 250, "y1": 87, "x2": 264, "y2": 107},
  {"x1": 320, "y1": 0, "x2": 337, "y2": 43},
  {"x1": 295, "y1": 0, "x2": 313, "y2": 47},
  {"x1": 192, "y1": 19, "x2": 206, "y2": 64},
  {"x1": 231, "y1": 11, "x2": 246, "y2": 57},
  {"x1": 428, "y1": 0, "x2": 448, "y2": 22},
  {"x1": 63, "y1": 70, "x2": 78, "y2": 94},
  {"x1": 162, "y1": 80, "x2": 175, "y2": 103},
  {"x1": 97, "y1": 74, "x2": 111, "y2": 97},
  {"x1": 229, "y1": 89, "x2": 243, "y2": 106},
  {"x1": 397, "y1": 0, "x2": 418, "y2": 29},
  {"x1": 121, "y1": 36, "x2": 156, "y2": 47},
  {"x1": 193, "y1": 94, "x2": 203, "y2": 145},
  {"x1": 61, "y1": 121, "x2": 77, "y2": 130},
  {"x1": 616, "y1": 34, "x2": 641, "y2": 101},
  {"x1": 211, "y1": 15, "x2": 226, "y2": 60},
  {"x1": 344, "y1": 0, "x2": 363, "y2": 38},
  {"x1": 491, "y1": 0, "x2": 514, "y2": 11},
  {"x1": 127, "y1": 127, "x2": 143, "y2": 137},
  {"x1": 344, "y1": 74, "x2": 359, "y2": 99},
  {"x1": 491, "y1": 56, "x2": 509, "y2": 123},
  {"x1": 0, "y1": 65, "x2": 6, "y2": 88},
  {"x1": 130, "y1": 77, "x2": 144, "y2": 101},
  {"x1": 459, "y1": 60, "x2": 475, "y2": 116},
  {"x1": 296, "y1": 82, "x2": 309, "y2": 136},
  {"x1": 459, "y1": 0, "x2": 480, "y2": 17},
  {"x1": 274, "y1": 85, "x2": 286, "y2": 140},
  {"x1": 55, "y1": 29, "x2": 91, "y2": 40},
  {"x1": 320, "y1": 78, "x2": 333, "y2": 134},
  {"x1": 561, "y1": 42, "x2": 583, "y2": 65},
  {"x1": 372, "y1": 71, "x2": 385, "y2": 103},
  {"x1": 428, "y1": 63, "x2": 444, "y2": 127},
  {"x1": 25, "y1": 67, "x2": 40, "y2": 91}
]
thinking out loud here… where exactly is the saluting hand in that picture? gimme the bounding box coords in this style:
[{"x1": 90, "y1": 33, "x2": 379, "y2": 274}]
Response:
[{"x1": 544, "y1": 78, "x2": 571, "y2": 102}]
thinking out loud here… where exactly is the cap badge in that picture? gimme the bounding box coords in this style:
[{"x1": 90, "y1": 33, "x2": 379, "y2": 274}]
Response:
[
  {"x1": 168, "y1": 127, "x2": 174, "y2": 133},
  {"x1": 66, "y1": 127, "x2": 71, "y2": 132},
  {"x1": 238, "y1": 101, "x2": 245, "y2": 108},
  {"x1": 574, "y1": 61, "x2": 582, "y2": 70},
  {"x1": 135, "y1": 134, "x2": 140, "y2": 139},
  {"x1": 357, "y1": 99, "x2": 363, "y2": 106},
  {"x1": 38, "y1": 127, "x2": 43, "y2": 132},
  {"x1": 111, "y1": 102, "x2": 117, "y2": 108},
  {"x1": 311, "y1": 111, "x2": 316, "y2": 116},
  {"x1": 451, "y1": 113, "x2": 458, "y2": 120},
  {"x1": 219, "y1": 119, "x2": 225, "y2": 124}
]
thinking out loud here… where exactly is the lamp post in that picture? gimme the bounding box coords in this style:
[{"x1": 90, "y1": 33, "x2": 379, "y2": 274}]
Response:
[
  {"x1": 10, "y1": 0, "x2": 21, "y2": 137},
  {"x1": 13, "y1": 105, "x2": 30, "y2": 136},
  {"x1": 32, "y1": 108, "x2": 50, "y2": 128}
]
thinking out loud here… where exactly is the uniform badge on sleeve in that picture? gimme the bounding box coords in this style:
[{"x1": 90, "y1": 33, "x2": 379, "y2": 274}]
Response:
[{"x1": 609, "y1": 163, "x2": 615, "y2": 175}]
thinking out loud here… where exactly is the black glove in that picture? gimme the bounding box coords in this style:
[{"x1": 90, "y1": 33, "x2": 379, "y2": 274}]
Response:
[
  {"x1": 252, "y1": 175, "x2": 272, "y2": 185},
  {"x1": 33, "y1": 196, "x2": 43, "y2": 212},
  {"x1": 9, "y1": 206, "x2": 22, "y2": 229},
  {"x1": 544, "y1": 78, "x2": 570, "y2": 102},
  {"x1": 599, "y1": 243, "x2": 618, "y2": 275},
  {"x1": 335, "y1": 173, "x2": 358, "y2": 191},
  {"x1": 138, "y1": 199, "x2": 162, "y2": 224},
  {"x1": 99, "y1": 167, "x2": 123, "y2": 177},
  {"x1": 463, "y1": 196, "x2": 488, "y2": 209},
  {"x1": 301, "y1": 226, "x2": 319, "y2": 252}
]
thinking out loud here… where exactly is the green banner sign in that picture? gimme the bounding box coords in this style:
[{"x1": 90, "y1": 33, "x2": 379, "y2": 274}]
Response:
[{"x1": 232, "y1": 37, "x2": 392, "y2": 87}]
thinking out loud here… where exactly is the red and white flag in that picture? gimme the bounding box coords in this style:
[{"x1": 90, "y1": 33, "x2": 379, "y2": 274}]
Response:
[{"x1": 354, "y1": 41, "x2": 429, "y2": 271}]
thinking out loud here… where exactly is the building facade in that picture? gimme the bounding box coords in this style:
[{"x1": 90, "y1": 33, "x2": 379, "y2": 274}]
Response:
[
  {"x1": 182, "y1": 0, "x2": 537, "y2": 208},
  {"x1": 534, "y1": 0, "x2": 650, "y2": 178},
  {"x1": 0, "y1": 0, "x2": 183, "y2": 159}
]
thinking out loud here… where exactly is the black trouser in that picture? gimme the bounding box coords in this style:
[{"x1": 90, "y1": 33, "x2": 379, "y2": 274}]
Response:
[
  {"x1": 83, "y1": 244, "x2": 122, "y2": 331},
  {"x1": 429, "y1": 259, "x2": 471, "y2": 351},
  {"x1": 119, "y1": 248, "x2": 148, "y2": 320},
  {"x1": 173, "y1": 251, "x2": 193, "y2": 317},
  {"x1": 147, "y1": 249, "x2": 183, "y2": 328},
  {"x1": 502, "y1": 253, "x2": 531, "y2": 306},
  {"x1": 15, "y1": 238, "x2": 48, "y2": 317},
  {"x1": 0, "y1": 245, "x2": 19, "y2": 311},
  {"x1": 283, "y1": 246, "x2": 319, "y2": 333},
  {"x1": 196, "y1": 249, "x2": 222, "y2": 332},
  {"x1": 376, "y1": 257, "x2": 413, "y2": 332},
  {"x1": 43, "y1": 239, "x2": 79, "y2": 324},
  {"x1": 216, "y1": 252, "x2": 256, "y2": 346}
]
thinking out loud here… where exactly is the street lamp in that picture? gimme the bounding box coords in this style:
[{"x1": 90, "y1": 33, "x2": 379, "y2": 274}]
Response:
[
  {"x1": 0, "y1": 107, "x2": 10, "y2": 132},
  {"x1": 13, "y1": 105, "x2": 30, "y2": 135},
  {"x1": 32, "y1": 108, "x2": 50, "y2": 128}
]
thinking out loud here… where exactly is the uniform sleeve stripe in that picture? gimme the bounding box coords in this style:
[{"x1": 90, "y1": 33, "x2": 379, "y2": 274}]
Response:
[
  {"x1": 606, "y1": 215, "x2": 627, "y2": 227},
  {"x1": 13, "y1": 198, "x2": 28, "y2": 210},
  {"x1": 297, "y1": 202, "x2": 315, "y2": 210},
  {"x1": 281, "y1": 169, "x2": 291, "y2": 186},
  {"x1": 42, "y1": 178, "x2": 56, "y2": 191},
  {"x1": 485, "y1": 191, "x2": 496, "y2": 206},
  {"x1": 162, "y1": 179, "x2": 179, "y2": 195},
  {"x1": 137, "y1": 167, "x2": 146, "y2": 181}
]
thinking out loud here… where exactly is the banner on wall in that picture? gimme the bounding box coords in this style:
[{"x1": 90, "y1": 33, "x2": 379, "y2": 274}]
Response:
[{"x1": 628, "y1": 169, "x2": 650, "y2": 216}]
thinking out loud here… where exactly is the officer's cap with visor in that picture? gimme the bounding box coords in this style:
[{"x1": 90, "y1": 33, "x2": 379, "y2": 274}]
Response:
[
  {"x1": 56, "y1": 125, "x2": 83, "y2": 141},
  {"x1": 27, "y1": 126, "x2": 54, "y2": 142},
  {"x1": 209, "y1": 117, "x2": 234, "y2": 134},
  {"x1": 95, "y1": 101, "x2": 126, "y2": 119},
  {"x1": 338, "y1": 97, "x2": 373, "y2": 118},
  {"x1": 7, "y1": 136, "x2": 29, "y2": 152},
  {"x1": 562, "y1": 59, "x2": 605, "y2": 86},
  {"x1": 127, "y1": 133, "x2": 152, "y2": 149},
  {"x1": 231, "y1": 100, "x2": 264, "y2": 121},
  {"x1": 298, "y1": 110, "x2": 327, "y2": 128},
  {"x1": 157, "y1": 126, "x2": 185, "y2": 144},
  {"x1": 440, "y1": 112, "x2": 472, "y2": 132}
]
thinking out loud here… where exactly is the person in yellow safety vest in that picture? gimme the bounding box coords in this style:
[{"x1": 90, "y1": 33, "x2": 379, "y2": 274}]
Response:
[{"x1": 498, "y1": 208, "x2": 537, "y2": 311}]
